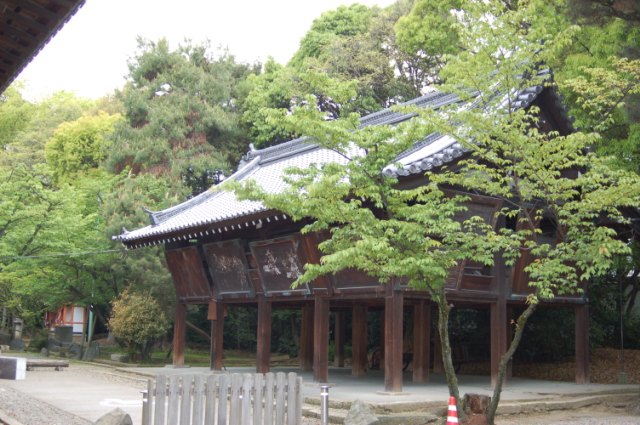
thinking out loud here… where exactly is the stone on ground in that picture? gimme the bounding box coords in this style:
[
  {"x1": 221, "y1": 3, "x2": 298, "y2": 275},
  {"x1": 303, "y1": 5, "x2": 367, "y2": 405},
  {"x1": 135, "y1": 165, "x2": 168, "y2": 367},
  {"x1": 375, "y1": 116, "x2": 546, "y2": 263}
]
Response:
[
  {"x1": 110, "y1": 353, "x2": 129, "y2": 363},
  {"x1": 94, "y1": 408, "x2": 132, "y2": 425},
  {"x1": 345, "y1": 399, "x2": 379, "y2": 425},
  {"x1": 9, "y1": 339, "x2": 24, "y2": 351},
  {"x1": 463, "y1": 393, "x2": 491, "y2": 425}
]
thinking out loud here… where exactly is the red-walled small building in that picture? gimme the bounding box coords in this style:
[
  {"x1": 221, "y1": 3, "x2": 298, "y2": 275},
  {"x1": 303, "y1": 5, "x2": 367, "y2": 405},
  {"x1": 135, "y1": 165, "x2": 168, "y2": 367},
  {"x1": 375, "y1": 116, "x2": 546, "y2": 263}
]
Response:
[{"x1": 45, "y1": 305, "x2": 86, "y2": 335}]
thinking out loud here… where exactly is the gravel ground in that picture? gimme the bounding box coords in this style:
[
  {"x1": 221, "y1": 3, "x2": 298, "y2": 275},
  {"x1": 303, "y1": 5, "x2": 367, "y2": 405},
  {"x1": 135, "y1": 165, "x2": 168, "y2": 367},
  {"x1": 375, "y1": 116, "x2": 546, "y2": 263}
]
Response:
[
  {"x1": 0, "y1": 362, "x2": 146, "y2": 425},
  {"x1": 0, "y1": 386, "x2": 90, "y2": 425},
  {"x1": 0, "y1": 362, "x2": 321, "y2": 425},
  {"x1": 0, "y1": 388, "x2": 636, "y2": 425},
  {"x1": 0, "y1": 362, "x2": 636, "y2": 425},
  {"x1": 2, "y1": 385, "x2": 634, "y2": 425},
  {"x1": 0, "y1": 385, "x2": 321, "y2": 425}
]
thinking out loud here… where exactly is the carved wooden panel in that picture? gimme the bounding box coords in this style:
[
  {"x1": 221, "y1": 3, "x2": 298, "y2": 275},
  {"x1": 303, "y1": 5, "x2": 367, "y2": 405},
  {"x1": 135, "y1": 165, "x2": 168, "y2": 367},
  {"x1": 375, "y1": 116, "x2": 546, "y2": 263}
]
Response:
[
  {"x1": 453, "y1": 196, "x2": 501, "y2": 228},
  {"x1": 511, "y1": 251, "x2": 586, "y2": 298},
  {"x1": 511, "y1": 247, "x2": 535, "y2": 295},
  {"x1": 165, "y1": 247, "x2": 211, "y2": 302},
  {"x1": 202, "y1": 240, "x2": 254, "y2": 298},
  {"x1": 300, "y1": 232, "x2": 332, "y2": 294},
  {"x1": 250, "y1": 234, "x2": 311, "y2": 296},
  {"x1": 448, "y1": 195, "x2": 503, "y2": 292},
  {"x1": 460, "y1": 274, "x2": 493, "y2": 291},
  {"x1": 445, "y1": 262, "x2": 464, "y2": 290}
]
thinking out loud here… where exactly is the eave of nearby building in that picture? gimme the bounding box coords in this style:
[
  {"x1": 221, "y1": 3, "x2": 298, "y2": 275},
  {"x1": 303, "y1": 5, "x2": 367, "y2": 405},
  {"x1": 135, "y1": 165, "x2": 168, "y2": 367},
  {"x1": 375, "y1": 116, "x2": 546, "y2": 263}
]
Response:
[
  {"x1": 115, "y1": 83, "x2": 559, "y2": 249},
  {"x1": 0, "y1": 0, "x2": 85, "y2": 94}
]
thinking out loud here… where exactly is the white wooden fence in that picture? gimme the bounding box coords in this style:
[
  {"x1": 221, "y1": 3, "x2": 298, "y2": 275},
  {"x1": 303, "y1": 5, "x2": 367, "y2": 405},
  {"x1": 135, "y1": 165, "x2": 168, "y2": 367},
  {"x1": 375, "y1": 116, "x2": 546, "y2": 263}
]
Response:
[{"x1": 142, "y1": 372, "x2": 303, "y2": 425}]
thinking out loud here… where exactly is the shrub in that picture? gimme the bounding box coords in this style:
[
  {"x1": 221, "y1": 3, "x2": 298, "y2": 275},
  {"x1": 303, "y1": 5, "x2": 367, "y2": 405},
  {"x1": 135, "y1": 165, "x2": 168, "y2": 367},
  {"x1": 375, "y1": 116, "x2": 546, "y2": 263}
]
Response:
[
  {"x1": 109, "y1": 289, "x2": 170, "y2": 360},
  {"x1": 27, "y1": 329, "x2": 49, "y2": 352}
]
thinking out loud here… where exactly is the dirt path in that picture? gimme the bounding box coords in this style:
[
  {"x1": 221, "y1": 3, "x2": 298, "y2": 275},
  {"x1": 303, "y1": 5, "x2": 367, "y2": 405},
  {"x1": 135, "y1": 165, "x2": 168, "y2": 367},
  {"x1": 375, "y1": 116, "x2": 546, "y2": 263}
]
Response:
[{"x1": 496, "y1": 403, "x2": 640, "y2": 425}]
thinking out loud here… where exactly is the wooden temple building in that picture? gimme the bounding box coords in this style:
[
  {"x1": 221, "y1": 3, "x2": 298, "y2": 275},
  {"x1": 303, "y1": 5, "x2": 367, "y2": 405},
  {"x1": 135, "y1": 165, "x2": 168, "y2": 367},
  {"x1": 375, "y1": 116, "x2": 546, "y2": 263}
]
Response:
[{"x1": 115, "y1": 84, "x2": 590, "y2": 393}]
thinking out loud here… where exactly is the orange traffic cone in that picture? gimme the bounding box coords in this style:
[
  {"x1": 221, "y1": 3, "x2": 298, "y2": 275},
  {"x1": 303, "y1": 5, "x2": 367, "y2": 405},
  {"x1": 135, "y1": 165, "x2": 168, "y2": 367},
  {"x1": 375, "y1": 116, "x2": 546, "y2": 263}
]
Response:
[{"x1": 447, "y1": 395, "x2": 458, "y2": 424}]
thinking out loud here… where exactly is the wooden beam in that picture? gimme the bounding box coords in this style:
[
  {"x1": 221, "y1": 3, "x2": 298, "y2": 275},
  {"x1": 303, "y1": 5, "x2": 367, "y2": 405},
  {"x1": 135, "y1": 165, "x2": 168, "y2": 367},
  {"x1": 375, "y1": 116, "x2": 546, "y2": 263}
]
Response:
[
  {"x1": 334, "y1": 311, "x2": 346, "y2": 367},
  {"x1": 384, "y1": 284, "x2": 403, "y2": 392},
  {"x1": 186, "y1": 320, "x2": 210, "y2": 342},
  {"x1": 491, "y1": 301, "x2": 508, "y2": 388},
  {"x1": 313, "y1": 296, "x2": 330, "y2": 382},
  {"x1": 412, "y1": 300, "x2": 430, "y2": 383},
  {"x1": 351, "y1": 305, "x2": 368, "y2": 376},
  {"x1": 3, "y1": 6, "x2": 49, "y2": 34},
  {"x1": 209, "y1": 300, "x2": 224, "y2": 370},
  {"x1": 256, "y1": 299, "x2": 272, "y2": 373},
  {"x1": 172, "y1": 302, "x2": 186, "y2": 367},
  {"x1": 300, "y1": 304, "x2": 314, "y2": 371},
  {"x1": 575, "y1": 304, "x2": 590, "y2": 384}
]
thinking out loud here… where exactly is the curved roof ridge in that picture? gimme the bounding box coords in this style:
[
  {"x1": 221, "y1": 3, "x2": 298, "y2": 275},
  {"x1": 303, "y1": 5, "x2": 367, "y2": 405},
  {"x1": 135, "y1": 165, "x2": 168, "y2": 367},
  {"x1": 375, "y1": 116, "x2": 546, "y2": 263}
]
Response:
[
  {"x1": 240, "y1": 136, "x2": 314, "y2": 166},
  {"x1": 359, "y1": 91, "x2": 459, "y2": 128}
]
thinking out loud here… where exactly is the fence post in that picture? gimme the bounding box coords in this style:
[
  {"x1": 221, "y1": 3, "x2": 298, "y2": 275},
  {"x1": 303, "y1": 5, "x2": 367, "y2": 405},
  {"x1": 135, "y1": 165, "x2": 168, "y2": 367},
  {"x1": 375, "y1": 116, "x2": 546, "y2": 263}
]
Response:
[
  {"x1": 320, "y1": 385, "x2": 330, "y2": 425},
  {"x1": 145, "y1": 372, "x2": 303, "y2": 425},
  {"x1": 154, "y1": 375, "x2": 166, "y2": 425},
  {"x1": 141, "y1": 389, "x2": 149, "y2": 425}
]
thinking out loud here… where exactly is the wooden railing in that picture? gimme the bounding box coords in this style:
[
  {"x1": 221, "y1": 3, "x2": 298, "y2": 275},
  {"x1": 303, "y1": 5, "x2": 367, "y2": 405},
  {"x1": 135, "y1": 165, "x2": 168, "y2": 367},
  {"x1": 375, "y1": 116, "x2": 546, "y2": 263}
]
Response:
[{"x1": 142, "y1": 372, "x2": 303, "y2": 425}]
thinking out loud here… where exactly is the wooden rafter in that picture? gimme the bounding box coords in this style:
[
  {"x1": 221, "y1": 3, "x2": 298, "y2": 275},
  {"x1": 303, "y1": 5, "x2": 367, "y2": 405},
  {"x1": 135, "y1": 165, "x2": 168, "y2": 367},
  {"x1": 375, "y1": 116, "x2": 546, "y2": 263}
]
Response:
[{"x1": 0, "y1": 0, "x2": 85, "y2": 94}]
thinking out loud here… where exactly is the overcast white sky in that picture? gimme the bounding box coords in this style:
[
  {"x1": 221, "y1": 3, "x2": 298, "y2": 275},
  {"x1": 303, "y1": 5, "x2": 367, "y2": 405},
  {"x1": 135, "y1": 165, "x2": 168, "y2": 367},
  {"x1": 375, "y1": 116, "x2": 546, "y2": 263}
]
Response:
[{"x1": 16, "y1": 0, "x2": 396, "y2": 101}]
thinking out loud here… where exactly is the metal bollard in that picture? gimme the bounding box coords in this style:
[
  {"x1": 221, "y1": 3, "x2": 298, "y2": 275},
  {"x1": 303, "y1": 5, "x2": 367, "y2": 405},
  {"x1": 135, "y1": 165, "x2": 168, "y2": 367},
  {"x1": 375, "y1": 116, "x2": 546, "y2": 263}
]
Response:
[
  {"x1": 141, "y1": 390, "x2": 149, "y2": 425},
  {"x1": 320, "y1": 385, "x2": 330, "y2": 425}
]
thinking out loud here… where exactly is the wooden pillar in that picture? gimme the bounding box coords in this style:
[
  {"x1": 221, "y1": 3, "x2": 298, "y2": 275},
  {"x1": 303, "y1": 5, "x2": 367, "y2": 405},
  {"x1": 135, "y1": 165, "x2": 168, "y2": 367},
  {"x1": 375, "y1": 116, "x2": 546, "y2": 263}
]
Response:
[
  {"x1": 351, "y1": 305, "x2": 368, "y2": 376},
  {"x1": 313, "y1": 296, "x2": 330, "y2": 382},
  {"x1": 173, "y1": 302, "x2": 186, "y2": 367},
  {"x1": 300, "y1": 304, "x2": 314, "y2": 371},
  {"x1": 413, "y1": 300, "x2": 430, "y2": 383},
  {"x1": 491, "y1": 300, "x2": 508, "y2": 388},
  {"x1": 208, "y1": 300, "x2": 225, "y2": 370},
  {"x1": 492, "y1": 233, "x2": 509, "y2": 387},
  {"x1": 380, "y1": 309, "x2": 385, "y2": 370},
  {"x1": 334, "y1": 311, "x2": 346, "y2": 367},
  {"x1": 256, "y1": 299, "x2": 272, "y2": 373},
  {"x1": 384, "y1": 284, "x2": 404, "y2": 392},
  {"x1": 506, "y1": 305, "x2": 513, "y2": 380},
  {"x1": 433, "y1": 321, "x2": 444, "y2": 373},
  {"x1": 575, "y1": 304, "x2": 590, "y2": 384}
]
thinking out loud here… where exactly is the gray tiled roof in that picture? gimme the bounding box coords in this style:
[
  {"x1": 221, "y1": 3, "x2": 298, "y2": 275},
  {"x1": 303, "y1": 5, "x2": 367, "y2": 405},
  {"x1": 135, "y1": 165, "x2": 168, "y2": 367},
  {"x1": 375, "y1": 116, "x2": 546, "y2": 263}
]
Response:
[{"x1": 115, "y1": 86, "x2": 546, "y2": 247}]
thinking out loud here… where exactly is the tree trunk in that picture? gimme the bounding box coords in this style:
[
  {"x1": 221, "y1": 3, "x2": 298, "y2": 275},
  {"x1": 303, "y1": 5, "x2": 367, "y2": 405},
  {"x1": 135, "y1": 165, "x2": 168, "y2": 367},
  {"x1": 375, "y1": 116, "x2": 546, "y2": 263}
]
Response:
[
  {"x1": 435, "y1": 287, "x2": 463, "y2": 416},
  {"x1": 1, "y1": 305, "x2": 6, "y2": 331},
  {"x1": 486, "y1": 301, "x2": 538, "y2": 425}
]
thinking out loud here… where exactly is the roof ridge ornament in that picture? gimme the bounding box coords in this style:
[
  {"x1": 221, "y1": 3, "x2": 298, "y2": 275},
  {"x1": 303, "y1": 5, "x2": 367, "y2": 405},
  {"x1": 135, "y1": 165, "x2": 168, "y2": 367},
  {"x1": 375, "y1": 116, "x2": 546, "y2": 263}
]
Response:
[{"x1": 142, "y1": 207, "x2": 158, "y2": 226}]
